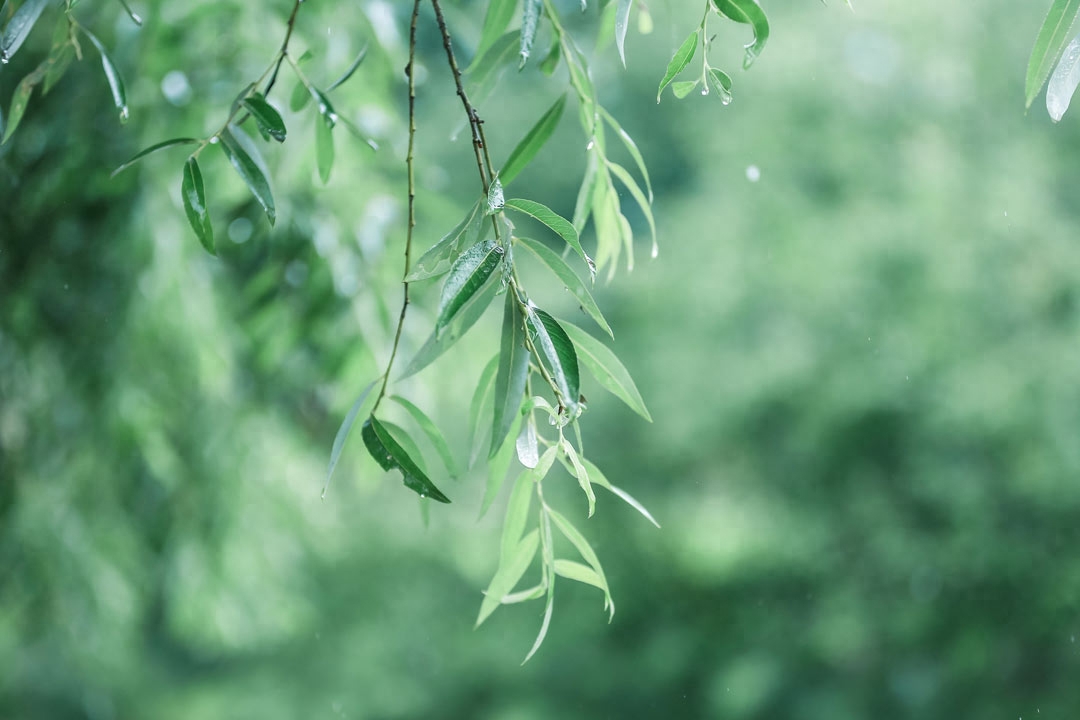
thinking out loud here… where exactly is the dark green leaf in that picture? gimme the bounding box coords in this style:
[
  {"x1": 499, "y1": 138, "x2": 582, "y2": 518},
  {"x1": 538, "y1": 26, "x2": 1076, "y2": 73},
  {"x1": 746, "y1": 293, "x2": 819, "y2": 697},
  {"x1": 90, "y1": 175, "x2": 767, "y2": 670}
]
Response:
[
  {"x1": 379, "y1": 419, "x2": 428, "y2": 475},
  {"x1": 615, "y1": 0, "x2": 633, "y2": 67},
  {"x1": 219, "y1": 125, "x2": 276, "y2": 225},
  {"x1": 712, "y1": 0, "x2": 770, "y2": 69},
  {"x1": 0, "y1": 0, "x2": 48, "y2": 63},
  {"x1": 526, "y1": 308, "x2": 580, "y2": 414},
  {"x1": 520, "y1": 0, "x2": 541, "y2": 68},
  {"x1": 475, "y1": 0, "x2": 517, "y2": 63},
  {"x1": 505, "y1": 198, "x2": 594, "y2": 280},
  {"x1": 315, "y1": 113, "x2": 334, "y2": 183},
  {"x1": 242, "y1": 94, "x2": 287, "y2": 142},
  {"x1": 407, "y1": 198, "x2": 486, "y2": 281},
  {"x1": 656, "y1": 29, "x2": 697, "y2": 102},
  {"x1": 326, "y1": 44, "x2": 368, "y2": 92},
  {"x1": 389, "y1": 395, "x2": 460, "y2": 479},
  {"x1": 323, "y1": 378, "x2": 379, "y2": 497},
  {"x1": 401, "y1": 273, "x2": 500, "y2": 379},
  {"x1": 112, "y1": 137, "x2": 200, "y2": 177},
  {"x1": 492, "y1": 293, "x2": 530, "y2": 456},
  {"x1": 516, "y1": 236, "x2": 611, "y2": 337},
  {"x1": 80, "y1": 28, "x2": 128, "y2": 122},
  {"x1": 2, "y1": 69, "x2": 39, "y2": 144},
  {"x1": 561, "y1": 320, "x2": 651, "y2": 421},
  {"x1": 362, "y1": 416, "x2": 451, "y2": 503},
  {"x1": 1028, "y1": 0, "x2": 1080, "y2": 107},
  {"x1": 437, "y1": 239, "x2": 504, "y2": 334},
  {"x1": 500, "y1": 94, "x2": 566, "y2": 186},
  {"x1": 181, "y1": 158, "x2": 214, "y2": 255},
  {"x1": 477, "y1": 529, "x2": 539, "y2": 626}
]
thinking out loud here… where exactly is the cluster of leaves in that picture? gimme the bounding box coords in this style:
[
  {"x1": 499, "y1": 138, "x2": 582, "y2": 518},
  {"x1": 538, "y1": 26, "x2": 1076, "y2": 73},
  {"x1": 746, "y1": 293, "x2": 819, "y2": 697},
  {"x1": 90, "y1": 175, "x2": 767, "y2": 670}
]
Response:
[{"x1": 1027, "y1": 0, "x2": 1080, "y2": 122}]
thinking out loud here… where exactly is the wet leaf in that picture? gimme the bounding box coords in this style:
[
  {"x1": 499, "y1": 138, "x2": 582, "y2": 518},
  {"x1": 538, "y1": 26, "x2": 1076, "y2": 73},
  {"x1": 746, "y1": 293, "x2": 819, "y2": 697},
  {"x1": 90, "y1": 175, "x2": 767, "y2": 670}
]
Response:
[
  {"x1": 492, "y1": 293, "x2": 530, "y2": 456},
  {"x1": 1047, "y1": 32, "x2": 1080, "y2": 121},
  {"x1": 0, "y1": 0, "x2": 48, "y2": 63},
  {"x1": 561, "y1": 320, "x2": 652, "y2": 421},
  {"x1": 362, "y1": 416, "x2": 451, "y2": 503},
  {"x1": 115, "y1": 0, "x2": 142, "y2": 25},
  {"x1": 1026, "y1": 0, "x2": 1080, "y2": 107},
  {"x1": 80, "y1": 28, "x2": 128, "y2": 122},
  {"x1": 219, "y1": 124, "x2": 276, "y2": 225},
  {"x1": 181, "y1": 158, "x2": 214, "y2": 255},
  {"x1": 615, "y1": 0, "x2": 633, "y2": 67},
  {"x1": 436, "y1": 239, "x2": 504, "y2": 335},
  {"x1": 505, "y1": 198, "x2": 594, "y2": 280},
  {"x1": 401, "y1": 274, "x2": 499, "y2": 378},
  {"x1": 712, "y1": 0, "x2": 770, "y2": 69},
  {"x1": 520, "y1": 0, "x2": 541, "y2": 68},
  {"x1": 242, "y1": 94, "x2": 286, "y2": 142},
  {"x1": 672, "y1": 79, "x2": 698, "y2": 99},
  {"x1": 526, "y1": 308, "x2": 580, "y2": 414},
  {"x1": 112, "y1": 137, "x2": 200, "y2": 177},
  {"x1": 516, "y1": 236, "x2": 611, "y2": 338},
  {"x1": 656, "y1": 29, "x2": 697, "y2": 102},
  {"x1": 500, "y1": 94, "x2": 567, "y2": 185},
  {"x1": 407, "y1": 199, "x2": 486, "y2": 281},
  {"x1": 516, "y1": 414, "x2": 539, "y2": 469},
  {"x1": 389, "y1": 395, "x2": 460, "y2": 478}
]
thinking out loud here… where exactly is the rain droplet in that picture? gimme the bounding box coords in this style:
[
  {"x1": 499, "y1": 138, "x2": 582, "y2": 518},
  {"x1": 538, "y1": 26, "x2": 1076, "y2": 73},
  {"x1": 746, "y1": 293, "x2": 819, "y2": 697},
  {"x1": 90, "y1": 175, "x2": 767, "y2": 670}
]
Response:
[
  {"x1": 585, "y1": 140, "x2": 594, "y2": 151},
  {"x1": 209, "y1": 136, "x2": 220, "y2": 144},
  {"x1": 651, "y1": 243, "x2": 659, "y2": 259},
  {"x1": 720, "y1": 93, "x2": 732, "y2": 106},
  {"x1": 119, "y1": 106, "x2": 130, "y2": 124},
  {"x1": 701, "y1": 86, "x2": 708, "y2": 96},
  {"x1": 1, "y1": 53, "x2": 9, "y2": 65},
  {"x1": 745, "y1": 164, "x2": 761, "y2": 182}
]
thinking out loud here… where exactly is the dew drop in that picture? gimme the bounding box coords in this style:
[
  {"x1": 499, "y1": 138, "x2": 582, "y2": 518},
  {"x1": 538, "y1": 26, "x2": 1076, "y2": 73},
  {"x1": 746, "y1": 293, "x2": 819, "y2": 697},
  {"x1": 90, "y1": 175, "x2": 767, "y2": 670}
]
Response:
[
  {"x1": 209, "y1": 136, "x2": 220, "y2": 144},
  {"x1": 585, "y1": 140, "x2": 594, "y2": 151},
  {"x1": 1, "y1": 53, "x2": 9, "y2": 65},
  {"x1": 720, "y1": 94, "x2": 732, "y2": 106},
  {"x1": 651, "y1": 243, "x2": 659, "y2": 259},
  {"x1": 119, "y1": 106, "x2": 130, "y2": 124}
]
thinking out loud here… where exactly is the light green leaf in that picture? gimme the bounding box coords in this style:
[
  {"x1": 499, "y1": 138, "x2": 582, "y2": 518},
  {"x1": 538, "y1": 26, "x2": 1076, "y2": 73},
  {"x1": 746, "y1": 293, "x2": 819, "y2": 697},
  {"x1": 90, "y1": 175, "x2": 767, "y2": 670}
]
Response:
[
  {"x1": 712, "y1": 0, "x2": 770, "y2": 69},
  {"x1": 707, "y1": 67, "x2": 734, "y2": 104},
  {"x1": 598, "y1": 106, "x2": 653, "y2": 202},
  {"x1": 492, "y1": 293, "x2": 530, "y2": 455},
  {"x1": 181, "y1": 158, "x2": 214, "y2": 256},
  {"x1": 466, "y1": 30, "x2": 519, "y2": 92},
  {"x1": 315, "y1": 113, "x2": 334, "y2": 183},
  {"x1": 561, "y1": 437, "x2": 595, "y2": 517},
  {"x1": 487, "y1": 176, "x2": 505, "y2": 214},
  {"x1": 407, "y1": 199, "x2": 486, "y2": 281},
  {"x1": 362, "y1": 416, "x2": 451, "y2": 503},
  {"x1": 615, "y1": 0, "x2": 633, "y2": 67},
  {"x1": 526, "y1": 307, "x2": 580, "y2": 414},
  {"x1": 0, "y1": 0, "x2": 48, "y2": 63},
  {"x1": 561, "y1": 320, "x2": 651, "y2": 421},
  {"x1": 656, "y1": 29, "x2": 697, "y2": 102},
  {"x1": 475, "y1": 0, "x2": 517, "y2": 62},
  {"x1": 583, "y1": 457, "x2": 660, "y2": 528},
  {"x1": 516, "y1": 415, "x2": 539, "y2": 469},
  {"x1": 500, "y1": 94, "x2": 566, "y2": 185},
  {"x1": 605, "y1": 160, "x2": 656, "y2": 260},
  {"x1": 401, "y1": 274, "x2": 499, "y2": 379},
  {"x1": 80, "y1": 28, "x2": 128, "y2": 122},
  {"x1": 502, "y1": 583, "x2": 547, "y2": 604},
  {"x1": 547, "y1": 507, "x2": 613, "y2": 619},
  {"x1": 572, "y1": 150, "x2": 600, "y2": 232},
  {"x1": 505, "y1": 198, "x2": 594, "y2": 280},
  {"x1": 290, "y1": 81, "x2": 310, "y2": 112},
  {"x1": 467, "y1": 353, "x2": 500, "y2": 467},
  {"x1": 242, "y1": 94, "x2": 287, "y2": 142},
  {"x1": 672, "y1": 79, "x2": 698, "y2": 99},
  {"x1": 554, "y1": 559, "x2": 605, "y2": 591},
  {"x1": 112, "y1": 137, "x2": 200, "y2": 177},
  {"x1": 323, "y1": 378, "x2": 379, "y2": 497},
  {"x1": 538, "y1": 34, "x2": 561, "y2": 75},
  {"x1": 522, "y1": 513, "x2": 555, "y2": 664},
  {"x1": 520, "y1": 0, "x2": 541, "y2": 68},
  {"x1": 1026, "y1": 0, "x2": 1080, "y2": 107},
  {"x1": 481, "y1": 407, "x2": 523, "y2": 518},
  {"x1": 477, "y1": 529, "x2": 539, "y2": 626},
  {"x1": 219, "y1": 125, "x2": 276, "y2": 225},
  {"x1": 516, "y1": 236, "x2": 611, "y2": 338},
  {"x1": 389, "y1": 395, "x2": 460, "y2": 479},
  {"x1": 1047, "y1": 32, "x2": 1080, "y2": 121},
  {"x1": 326, "y1": 44, "x2": 368, "y2": 92},
  {"x1": 500, "y1": 469, "x2": 536, "y2": 565},
  {"x1": 437, "y1": 239, "x2": 504, "y2": 335}
]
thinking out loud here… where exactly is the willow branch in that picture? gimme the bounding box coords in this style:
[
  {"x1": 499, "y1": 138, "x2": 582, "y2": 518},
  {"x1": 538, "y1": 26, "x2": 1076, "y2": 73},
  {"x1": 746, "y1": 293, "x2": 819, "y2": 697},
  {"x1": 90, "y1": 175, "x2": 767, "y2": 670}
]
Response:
[{"x1": 264, "y1": 0, "x2": 304, "y2": 97}]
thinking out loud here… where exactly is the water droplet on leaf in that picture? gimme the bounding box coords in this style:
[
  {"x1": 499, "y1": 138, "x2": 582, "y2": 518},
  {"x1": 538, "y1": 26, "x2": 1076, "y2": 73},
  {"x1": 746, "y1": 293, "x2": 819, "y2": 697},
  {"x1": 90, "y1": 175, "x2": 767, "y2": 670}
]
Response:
[{"x1": 119, "y1": 106, "x2": 130, "y2": 123}]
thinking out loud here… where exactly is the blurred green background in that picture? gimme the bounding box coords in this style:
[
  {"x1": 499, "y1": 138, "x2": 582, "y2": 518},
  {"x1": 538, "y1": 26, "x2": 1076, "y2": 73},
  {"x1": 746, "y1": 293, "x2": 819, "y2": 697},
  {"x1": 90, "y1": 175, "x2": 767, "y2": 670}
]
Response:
[{"x1": 3, "y1": 0, "x2": 1080, "y2": 718}]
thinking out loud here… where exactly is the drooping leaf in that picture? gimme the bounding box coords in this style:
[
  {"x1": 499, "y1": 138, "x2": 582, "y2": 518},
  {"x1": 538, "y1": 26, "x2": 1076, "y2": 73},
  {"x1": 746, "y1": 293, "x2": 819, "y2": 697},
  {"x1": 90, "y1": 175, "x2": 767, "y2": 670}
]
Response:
[
  {"x1": 379, "y1": 419, "x2": 429, "y2": 475},
  {"x1": 516, "y1": 236, "x2": 612, "y2": 338},
  {"x1": 553, "y1": 559, "x2": 605, "y2": 591},
  {"x1": 1, "y1": 68, "x2": 40, "y2": 144},
  {"x1": 219, "y1": 124, "x2": 276, "y2": 224},
  {"x1": 505, "y1": 198, "x2": 594, "y2": 280},
  {"x1": 561, "y1": 437, "x2": 595, "y2": 517},
  {"x1": 436, "y1": 239, "x2": 504, "y2": 334},
  {"x1": 1047, "y1": 32, "x2": 1080, "y2": 121},
  {"x1": 477, "y1": 529, "x2": 539, "y2": 626},
  {"x1": 520, "y1": 0, "x2": 541, "y2": 68},
  {"x1": 522, "y1": 512, "x2": 555, "y2": 664},
  {"x1": 468, "y1": 353, "x2": 501, "y2": 466},
  {"x1": 538, "y1": 34, "x2": 561, "y2": 75},
  {"x1": 309, "y1": 86, "x2": 338, "y2": 126},
  {"x1": 466, "y1": 29, "x2": 519, "y2": 80},
  {"x1": 0, "y1": 0, "x2": 48, "y2": 63},
  {"x1": 181, "y1": 158, "x2": 215, "y2": 255},
  {"x1": 656, "y1": 29, "x2": 697, "y2": 102},
  {"x1": 1026, "y1": 0, "x2": 1080, "y2": 108},
  {"x1": 500, "y1": 468, "x2": 537, "y2": 565},
  {"x1": 500, "y1": 94, "x2": 567, "y2": 185},
  {"x1": 548, "y1": 506, "x2": 612, "y2": 619},
  {"x1": 672, "y1": 79, "x2": 698, "y2": 99},
  {"x1": 290, "y1": 81, "x2": 311, "y2": 111},
  {"x1": 526, "y1": 307, "x2": 580, "y2": 414},
  {"x1": 573, "y1": 150, "x2": 600, "y2": 232},
  {"x1": 604, "y1": 159, "x2": 657, "y2": 259},
  {"x1": 401, "y1": 273, "x2": 500, "y2": 378},
  {"x1": 242, "y1": 94, "x2": 287, "y2": 142},
  {"x1": 80, "y1": 28, "x2": 128, "y2": 122},
  {"x1": 389, "y1": 395, "x2": 460, "y2": 479},
  {"x1": 515, "y1": 414, "x2": 539, "y2": 469},
  {"x1": 407, "y1": 198, "x2": 486, "y2": 281},
  {"x1": 598, "y1": 106, "x2": 653, "y2": 202},
  {"x1": 561, "y1": 320, "x2": 652, "y2": 421},
  {"x1": 712, "y1": 0, "x2": 770, "y2": 69},
  {"x1": 475, "y1": 0, "x2": 517, "y2": 62},
  {"x1": 323, "y1": 378, "x2": 379, "y2": 497},
  {"x1": 112, "y1": 137, "x2": 200, "y2": 177},
  {"x1": 362, "y1": 416, "x2": 451, "y2": 503},
  {"x1": 315, "y1": 113, "x2": 334, "y2": 183},
  {"x1": 486, "y1": 175, "x2": 505, "y2": 214},
  {"x1": 115, "y1": 0, "x2": 142, "y2": 25},
  {"x1": 326, "y1": 44, "x2": 368, "y2": 91},
  {"x1": 492, "y1": 293, "x2": 530, "y2": 455},
  {"x1": 615, "y1": 0, "x2": 633, "y2": 67},
  {"x1": 481, "y1": 406, "x2": 523, "y2": 518},
  {"x1": 583, "y1": 456, "x2": 660, "y2": 528}
]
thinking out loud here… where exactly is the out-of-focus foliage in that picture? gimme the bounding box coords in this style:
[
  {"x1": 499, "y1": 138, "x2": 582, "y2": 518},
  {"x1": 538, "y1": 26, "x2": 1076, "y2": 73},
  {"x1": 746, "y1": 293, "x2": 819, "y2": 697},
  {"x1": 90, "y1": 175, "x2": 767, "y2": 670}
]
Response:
[{"x1": 3, "y1": 0, "x2": 1080, "y2": 718}]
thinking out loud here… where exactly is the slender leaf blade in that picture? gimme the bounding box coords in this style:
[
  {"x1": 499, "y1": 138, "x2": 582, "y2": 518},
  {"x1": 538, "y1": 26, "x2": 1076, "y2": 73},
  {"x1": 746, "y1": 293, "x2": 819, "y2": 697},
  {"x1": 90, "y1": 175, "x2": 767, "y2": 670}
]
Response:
[
  {"x1": 326, "y1": 44, "x2": 368, "y2": 91},
  {"x1": 561, "y1": 320, "x2": 651, "y2": 421},
  {"x1": 526, "y1": 308, "x2": 580, "y2": 414},
  {"x1": 520, "y1": 0, "x2": 541, "y2": 68},
  {"x1": 468, "y1": 353, "x2": 501, "y2": 465},
  {"x1": 401, "y1": 273, "x2": 500, "y2": 378},
  {"x1": 500, "y1": 469, "x2": 537, "y2": 565},
  {"x1": 481, "y1": 407, "x2": 523, "y2": 518},
  {"x1": 500, "y1": 94, "x2": 566, "y2": 185},
  {"x1": 506, "y1": 198, "x2": 594, "y2": 279},
  {"x1": 364, "y1": 416, "x2": 451, "y2": 503},
  {"x1": 1047, "y1": 32, "x2": 1080, "y2": 121},
  {"x1": 516, "y1": 236, "x2": 611, "y2": 338},
  {"x1": 242, "y1": 94, "x2": 287, "y2": 142},
  {"x1": 80, "y1": 28, "x2": 128, "y2": 121},
  {"x1": 181, "y1": 158, "x2": 215, "y2": 255},
  {"x1": 437, "y1": 239, "x2": 504, "y2": 334},
  {"x1": 1026, "y1": 0, "x2": 1080, "y2": 107},
  {"x1": 475, "y1": 0, "x2": 517, "y2": 63},
  {"x1": 656, "y1": 30, "x2": 697, "y2": 102},
  {"x1": 615, "y1": 0, "x2": 633, "y2": 67},
  {"x1": 389, "y1": 395, "x2": 460, "y2": 478},
  {"x1": 323, "y1": 378, "x2": 379, "y2": 497},
  {"x1": 315, "y1": 113, "x2": 334, "y2": 183},
  {"x1": 583, "y1": 457, "x2": 659, "y2": 528},
  {"x1": 478, "y1": 530, "x2": 539, "y2": 626},
  {"x1": 554, "y1": 559, "x2": 605, "y2": 590},
  {"x1": 492, "y1": 293, "x2": 530, "y2": 455},
  {"x1": 112, "y1": 137, "x2": 199, "y2": 177},
  {"x1": 407, "y1": 198, "x2": 486, "y2": 281},
  {"x1": 0, "y1": 0, "x2": 48, "y2": 63},
  {"x1": 219, "y1": 125, "x2": 276, "y2": 224}
]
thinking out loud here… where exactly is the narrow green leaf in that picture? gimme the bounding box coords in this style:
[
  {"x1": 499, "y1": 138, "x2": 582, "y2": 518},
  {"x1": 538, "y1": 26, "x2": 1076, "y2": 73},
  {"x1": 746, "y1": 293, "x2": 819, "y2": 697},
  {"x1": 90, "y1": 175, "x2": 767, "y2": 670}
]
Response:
[
  {"x1": 516, "y1": 415, "x2": 539, "y2": 469},
  {"x1": 466, "y1": 29, "x2": 519, "y2": 79},
  {"x1": 656, "y1": 29, "x2": 697, "y2": 103},
  {"x1": 712, "y1": 0, "x2": 770, "y2": 69},
  {"x1": 554, "y1": 559, "x2": 605, "y2": 591},
  {"x1": 0, "y1": 0, "x2": 48, "y2": 63},
  {"x1": 538, "y1": 34, "x2": 561, "y2": 75},
  {"x1": 561, "y1": 320, "x2": 651, "y2": 421},
  {"x1": 42, "y1": 16, "x2": 74, "y2": 95},
  {"x1": 401, "y1": 274, "x2": 499, "y2": 379},
  {"x1": 572, "y1": 150, "x2": 600, "y2": 232},
  {"x1": 478, "y1": 529, "x2": 539, "y2": 626},
  {"x1": 389, "y1": 395, "x2": 460, "y2": 479},
  {"x1": 516, "y1": 236, "x2": 611, "y2": 338},
  {"x1": 500, "y1": 94, "x2": 566, "y2": 185},
  {"x1": 115, "y1": 0, "x2": 142, "y2": 25},
  {"x1": 309, "y1": 86, "x2": 338, "y2": 126},
  {"x1": 492, "y1": 293, "x2": 530, "y2": 455},
  {"x1": 505, "y1": 198, "x2": 594, "y2": 280},
  {"x1": 1027, "y1": 0, "x2": 1080, "y2": 107},
  {"x1": 1047, "y1": 32, "x2": 1080, "y2": 121},
  {"x1": 615, "y1": 0, "x2": 633, "y2": 67},
  {"x1": 481, "y1": 407, "x2": 523, "y2": 518},
  {"x1": 672, "y1": 79, "x2": 698, "y2": 99},
  {"x1": 561, "y1": 437, "x2": 596, "y2": 517},
  {"x1": 501, "y1": 469, "x2": 537, "y2": 565},
  {"x1": 112, "y1": 137, "x2": 200, "y2": 177},
  {"x1": 219, "y1": 125, "x2": 276, "y2": 225},
  {"x1": 315, "y1": 113, "x2": 334, "y2": 183},
  {"x1": 468, "y1": 353, "x2": 501, "y2": 466},
  {"x1": 80, "y1": 28, "x2": 128, "y2": 122},
  {"x1": 520, "y1": 0, "x2": 541, "y2": 68},
  {"x1": 379, "y1": 419, "x2": 429, "y2": 475},
  {"x1": 407, "y1": 199, "x2": 486, "y2": 281},
  {"x1": 598, "y1": 106, "x2": 653, "y2": 202},
  {"x1": 502, "y1": 582, "x2": 546, "y2": 604},
  {"x1": 362, "y1": 416, "x2": 451, "y2": 503},
  {"x1": 548, "y1": 506, "x2": 611, "y2": 615},
  {"x1": 475, "y1": 0, "x2": 517, "y2": 63},
  {"x1": 522, "y1": 513, "x2": 555, "y2": 664},
  {"x1": 181, "y1": 158, "x2": 215, "y2": 255},
  {"x1": 323, "y1": 378, "x2": 379, "y2": 497},
  {"x1": 583, "y1": 457, "x2": 660, "y2": 528},
  {"x1": 2, "y1": 69, "x2": 40, "y2": 145},
  {"x1": 326, "y1": 44, "x2": 368, "y2": 91},
  {"x1": 437, "y1": 239, "x2": 504, "y2": 334},
  {"x1": 605, "y1": 159, "x2": 656, "y2": 260},
  {"x1": 526, "y1": 307, "x2": 580, "y2": 414},
  {"x1": 242, "y1": 94, "x2": 287, "y2": 142},
  {"x1": 290, "y1": 81, "x2": 310, "y2": 112}
]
